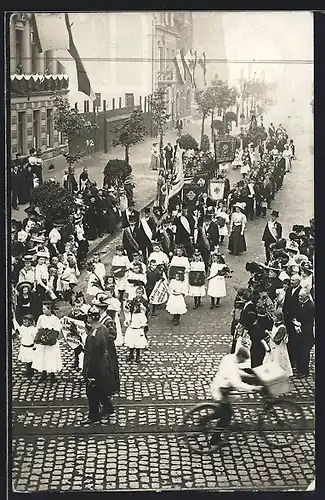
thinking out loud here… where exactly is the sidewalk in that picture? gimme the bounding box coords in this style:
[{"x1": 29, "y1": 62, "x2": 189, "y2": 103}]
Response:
[{"x1": 11, "y1": 126, "x2": 189, "y2": 224}]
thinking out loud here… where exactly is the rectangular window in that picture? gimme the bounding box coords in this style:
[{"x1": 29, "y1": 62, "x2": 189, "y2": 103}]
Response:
[
  {"x1": 17, "y1": 111, "x2": 26, "y2": 154},
  {"x1": 46, "y1": 109, "x2": 53, "y2": 148},
  {"x1": 32, "y1": 110, "x2": 40, "y2": 150},
  {"x1": 58, "y1": 131, "x2": 63, "y2": 144},
  {"x1": 125, "y1": 93, "x2": 134, "y2": 107},
  {"x1": 119, "y1": 97, "x2": 122, "y2": 108},
  {"x1": 15, "y1": 29, "x2": 23, "y2": 71},
  {"x1": 30, "y1": 27, "x2": 38, "y2": 74},
  {"x1": 45, "y1": 51, "x2": 52, "y2": 73}
]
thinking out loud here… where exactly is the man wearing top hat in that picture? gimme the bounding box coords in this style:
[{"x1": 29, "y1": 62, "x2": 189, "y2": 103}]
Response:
[
  {"x1": 262, "y1": 210, "x2": 283, "y2": 264},
  {"x1": 173, "y1": 205, "x2": 195, "y2": 259},
  {"x1": 122, "y1": 213, "x2": 141, "y2": 262},
  {"x1": 196, "y1": 210, "x2": 220, "y2": 273},
  {"x1": 136, "y1": 207, "x2": 157, "y2": 263}
]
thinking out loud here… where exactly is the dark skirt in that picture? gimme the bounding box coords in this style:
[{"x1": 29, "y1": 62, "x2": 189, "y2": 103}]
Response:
[{"x1": 228, "y1": 225, "x2": 247, "y2": 255}]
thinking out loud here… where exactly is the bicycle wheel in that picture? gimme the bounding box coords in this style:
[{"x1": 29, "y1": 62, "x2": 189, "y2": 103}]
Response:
[
  {"x1": 258, "y1": 399, "x2": 306, "y2": 449},
  {"x1": 182, "y1": 403, "x2": 230, "y2": 454}
]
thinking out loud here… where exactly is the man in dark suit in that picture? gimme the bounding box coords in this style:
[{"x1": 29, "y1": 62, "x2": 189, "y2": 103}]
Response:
[
  {"x1": 282, "y1": 274, "x2": 302, "y2": 369},
  {"x1": 196, "y1": 212, "x2": 220, "y2": 273},
  {"x1": 294, "y1": 289, "x2": 315, "y2": 377},
  {"x1": 174, "y1": 206, "x2": 195, "y2": 258},
  {"x1": 121, "y1": 200, "x2": 140, "y2": 229},
  {"x1": 136, "y1": 207, "x2": 157, "y2": 263},
  {"x1": 122, "y1": 213, "x2": 141, "y2": 261},
  {"x1": 262, "y1": 210, "x2": 283, "y2": 264},
  {"x1": 164, "y1": 143, "x2": 174, "y2": 171}
]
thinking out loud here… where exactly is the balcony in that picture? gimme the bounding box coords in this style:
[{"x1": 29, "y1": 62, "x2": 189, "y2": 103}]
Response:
[
  {"x1": 157, "y1": 69, "x2": 175, "y2": 86},
  {"x1": 10, "y1": 73, "x2": 69, "y2": 96}
]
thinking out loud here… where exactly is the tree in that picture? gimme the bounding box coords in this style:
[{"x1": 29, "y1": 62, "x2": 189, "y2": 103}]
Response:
[
  {"x1": 150, "y1": 88, "x2": 170, "y2": 167},
  {"x1": 201, "y1": 134, "x2": 210, "y2": 153},
  {"x1": 179, "y1": 133, "x2": 199, "y2": 151},
  {"x1": 103, "y1": 159, "x2": 132, "y2": 189},
  {"x1": 210, "y1": 76, "x2": 239, "y2": 135},
  {"x1": 30, "y1": 180, "x2": 76, "y2": 224},
  {"x1": 194, "y1": 87, "x2": 216, "y2": 148},
  {"x1": 52, "y1": 93, "x2": 98, "y2": 189},
  {"x1": 112, "y1": 107, "x2": 146, "y2": 165}
]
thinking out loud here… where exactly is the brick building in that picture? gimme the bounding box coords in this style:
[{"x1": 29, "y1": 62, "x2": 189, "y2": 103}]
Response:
[{"x1": 9, "y1": 13, "x2": 69, "y2": 160}]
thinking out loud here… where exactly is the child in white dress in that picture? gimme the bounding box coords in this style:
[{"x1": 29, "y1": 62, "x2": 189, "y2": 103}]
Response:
[
  {"x1": 188, "y1": 250, "x2": 206, "y2": 309},
  {"x1": 169, "y1": 247, "x2": 190, "y2": 292},
  {"x1": 86, "y1": 262, "x2": 105, "y2": 297},
  {"x1": 126, "y1": 263, "x2": 147, "y2": 301},
  {"x1": 124, "y1": 287, "x2": 149, "y2": 363},
  {"x1": 215, "y1": 202, "x2": 230, "y2": 245},
  {"x1": 111, "y1": 245, "x2": 130, "y2": 302},
  {"x1": 18, "y1": 314, "x2": 37, "y2": 378},
  {"x1": 207, "y1": 253, "x2": 229, "y2": 308},
  {"x1": 166, "y1": 271, "x2": 188, "y2": 325}
]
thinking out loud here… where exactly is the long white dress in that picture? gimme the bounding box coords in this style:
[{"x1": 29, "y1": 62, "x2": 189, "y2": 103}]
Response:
[
  {"x1": 166, "y1": 279, "x2": 188, "y2": 315},
  {"x1": 32, "y1": 314, "x2": 62, "y2": 373},
  {"x1": 263, "y1": 323, "x2": 293, "y2": 377},
  {"x1": 124, "y1": 309, "x2": 148, "y2": 349},
  {"x1": 188, "y1": 261, "x2": 206, "y2": 297},
  {"x1": 169, "y1": 255, "x2": 190, "y2": 292},
  {"x1": 18, "y1": 325, "x2": 37, "y2": 363},
  {"x1": 207, "y1": 263, "x2": 227, "y2": 298}
]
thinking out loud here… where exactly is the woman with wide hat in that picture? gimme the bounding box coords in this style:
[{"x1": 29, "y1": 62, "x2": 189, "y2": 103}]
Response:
[{"x1": 228, "y1": 203, "x2": 247, "y2": 256}]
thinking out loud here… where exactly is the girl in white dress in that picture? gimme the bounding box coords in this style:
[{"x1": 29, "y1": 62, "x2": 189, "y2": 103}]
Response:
[
  {"x1": 124, "y1": 287, "x2": 149, "y2": 362},
  {"x1": 166, "y1": 271, "x2": 188, "y2": 325},
  {"x1": 17, "y1": 314, "x2": 37, "y2": 378},
  {"x1": 215, "y1": 201, "x2": 230, "y2": 245},
  {"x1": 104, "y1": 287, "x2": 124, "y2": 347},
  {"x1": 111, "y1": 245, "x2": 130, "y2": 302},
  {"x1": 188, "y1": 250, "x2": 206, "y2": 309},
  {"x1": 169, "y1": 247, "x2": 190, "y2": 292},
  {"x1": 240, "y1": 160, "x2": 250, "y2": 178},
  {"x1": 263, "y1": 310, "x2": 293, "y2": 377},
  {"x1": 92, "y1": 252, "x2": 106, "y2": 282},
  {"x1": 207, "y1": 253, "x2": 229, "y2": 309},
  {"x1": 125, "y1": 263, "x2": 147, "y2": 301},
  {"x1": 32, "y1": 301, "x2": 62, "y2": 382}
]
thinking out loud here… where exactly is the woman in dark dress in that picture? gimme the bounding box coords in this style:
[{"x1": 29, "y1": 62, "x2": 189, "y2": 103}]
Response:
[
  {"x1": 15, "y1": 281, "x2": 38, "y2": 325},
  {"x1": 228, "y1": 203, "x2": 247, "y2": 256},
  {"x1": 84, "y1": 197, "x2": 99, "y2": 241}
]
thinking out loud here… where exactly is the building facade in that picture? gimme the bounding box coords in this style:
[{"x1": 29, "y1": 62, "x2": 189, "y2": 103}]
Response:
[
  {"x1": 154, "y1": 12, "x2": 193, "y2": 128},
  {"x1": 9, "y1": 13, "x2": 69, "y2": 160},
  {"x1": 53, "y1": 12, "x2": 193, "y2": 128}
]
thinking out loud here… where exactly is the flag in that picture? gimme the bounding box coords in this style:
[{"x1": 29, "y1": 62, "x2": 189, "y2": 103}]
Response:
[
  {"x1": 65, "y1": 14, "x2": 96, "y2": 101},
  {"x1": 33, "y1": 13, "x2": 95, "y2": 101},
  {"x1": 182, "y1": 49, "x2": 197, "y2": 88},
  {"x1": 173, "y1": 49, "x2": 185, "y2": 84},
  {"x1": 168, "y1": 143, "x2": 184, "y2": 201},
  {"x1": 198, "y1": 52, "x2": 207, "y2": 86},
  {"x1": 33, "y1": 13, "x2": 70, "y2": 53}
]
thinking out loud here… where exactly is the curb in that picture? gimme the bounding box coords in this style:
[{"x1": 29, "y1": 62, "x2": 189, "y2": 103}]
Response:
[{"x1": 87, "y1": 196, "x2": 156, "y2": 258}]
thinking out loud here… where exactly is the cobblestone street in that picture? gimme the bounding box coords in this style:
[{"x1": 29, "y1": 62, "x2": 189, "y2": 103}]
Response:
[{"x1": 11, "y1": 100, "x2": 315, "y2": 492}]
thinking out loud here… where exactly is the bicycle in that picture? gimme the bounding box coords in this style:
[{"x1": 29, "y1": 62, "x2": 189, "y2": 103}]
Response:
[{"x1": 182, "y1": 378, "x2": 306, "y2": 454}]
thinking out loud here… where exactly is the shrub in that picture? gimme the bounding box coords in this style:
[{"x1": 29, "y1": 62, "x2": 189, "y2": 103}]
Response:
[
  {"x1": 179, "y1": 133, "x2": 199, "y2": 151},
  {"x1": 30, "y1": 180, "x2": 76, "y2": 224},
  {"x1": 103, "y1": 159, "x2": 132, "y2": 188}
]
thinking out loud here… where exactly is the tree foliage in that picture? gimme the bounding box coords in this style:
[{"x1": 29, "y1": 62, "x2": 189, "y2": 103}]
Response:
[
  {"x1": 103, "y1": 159, "x2": 132, "y2": 188},
  {"x1": 201, "y1": 134, "x2": 210, "y2": 152},
  {"x1": 210, "y1": 76, "x2": 239, "y2": 112},
  {"x1": 52, "y1": 94, "x2": 97, "y2": 145},
  {"x1": 112, "y1": 108, "x2": 146, "y2": 163},
  {"x1": 179, "y1": 133, "x2": 199, "y2": 151},
  {"x1": 151, "y1": 88, "x2": 171, "y2": 136},
  {"x1": 30, "y1": 180, "x2": 76, "y2": 224}
]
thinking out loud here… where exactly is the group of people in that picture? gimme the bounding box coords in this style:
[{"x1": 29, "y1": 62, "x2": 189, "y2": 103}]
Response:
[
  {"x1": 11, "y1": 117, "x2": 315, "y2": 425},
  {"x1": 11, "y1": 148, "x2": 44, "y2": 210}
]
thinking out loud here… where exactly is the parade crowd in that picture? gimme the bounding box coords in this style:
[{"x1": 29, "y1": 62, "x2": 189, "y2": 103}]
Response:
[{"x1": 11, "y1": 118, "x2": 315, "y2": 424}]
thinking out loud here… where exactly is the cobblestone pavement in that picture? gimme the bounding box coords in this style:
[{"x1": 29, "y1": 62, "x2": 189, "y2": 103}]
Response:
[{"x1": 11, "y1": 100, "x2": 315, "y2": 492}]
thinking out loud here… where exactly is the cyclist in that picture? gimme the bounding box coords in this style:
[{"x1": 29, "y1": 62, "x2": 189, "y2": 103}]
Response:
[{"x1": 209, "y1": 347, "x2": 263, "y2": 445}]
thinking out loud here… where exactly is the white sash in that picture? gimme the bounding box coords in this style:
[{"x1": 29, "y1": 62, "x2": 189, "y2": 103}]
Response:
[
  {"x1": 268, "y1": 221, "x2": 277, "y2": 240},
  {"x1": 141, "y1": 218, "x2": 153, "y2": 242},
  {"x1": 180, "y1": 216, "x2": 191, "y2": 234}
]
